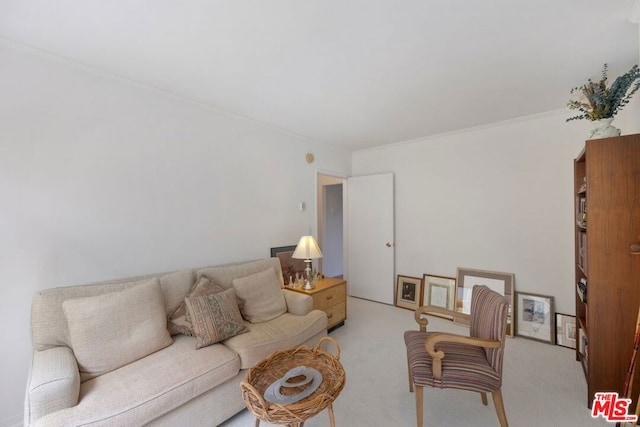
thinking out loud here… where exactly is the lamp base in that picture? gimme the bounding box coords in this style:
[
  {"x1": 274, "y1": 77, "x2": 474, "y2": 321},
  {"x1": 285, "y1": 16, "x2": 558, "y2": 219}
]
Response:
[{"x1": 301, "y1": 259, "x2": 315, "y2": 290}]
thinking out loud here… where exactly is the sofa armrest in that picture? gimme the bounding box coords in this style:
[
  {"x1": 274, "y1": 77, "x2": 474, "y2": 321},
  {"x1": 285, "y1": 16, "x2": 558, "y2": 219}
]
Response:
[
  {"x1": 24, "y1": 346, "x2": 80, "y2": 426},
  {"x1": 282, "y1": 289, "x2": 314, "y2": 316}
]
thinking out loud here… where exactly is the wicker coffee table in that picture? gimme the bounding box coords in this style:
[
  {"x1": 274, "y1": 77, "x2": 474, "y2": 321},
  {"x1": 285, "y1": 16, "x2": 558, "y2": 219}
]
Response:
[{"x1": 240, "y1": 336, "x2": 345, "y2": 427}]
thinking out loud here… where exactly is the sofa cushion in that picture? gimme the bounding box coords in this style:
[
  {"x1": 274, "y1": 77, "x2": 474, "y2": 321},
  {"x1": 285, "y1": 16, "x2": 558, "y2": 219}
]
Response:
[
  {"x1": 158, "y1": 269, "x2": 196, "y2": 315},
  {"x1": 31, "y1": 335, "x2": 240, "y2": 427},
  {"x1": 168, "y1": 276, "x2": 226, "y2": 336},
  {"x1": 232, "y1": 267, "x2": 287, "y2": 323},
  {"x1": 62, "y1": 279, "x2": 173, "y2": 382},
  {"x1": 185, "y1": 288, "x2": 248, "y2": 349},
  {"x1": 223, "y1": 310, "x2": 328, "y2": 369},
  {"x1": 32, "y1": 269, "x2": 194, "y2": 351},
  {"x1": 196, "y1": 258, "x2": 284, "y2": 289}
]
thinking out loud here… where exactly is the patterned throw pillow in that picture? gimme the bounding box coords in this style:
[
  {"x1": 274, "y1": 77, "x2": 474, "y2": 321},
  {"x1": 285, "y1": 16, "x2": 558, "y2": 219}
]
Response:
[
  {"x1": 185, "y1": 288, "x2": 248, "y2": 349},
  {"x1": 168, "y1": 276, "x2": 225, "y2": 336}
]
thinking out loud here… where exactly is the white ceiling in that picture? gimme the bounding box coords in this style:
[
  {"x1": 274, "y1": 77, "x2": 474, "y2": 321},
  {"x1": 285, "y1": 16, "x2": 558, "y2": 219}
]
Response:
[{"x1": 1, "y1": 1, "x2": 639, "y2": 150}]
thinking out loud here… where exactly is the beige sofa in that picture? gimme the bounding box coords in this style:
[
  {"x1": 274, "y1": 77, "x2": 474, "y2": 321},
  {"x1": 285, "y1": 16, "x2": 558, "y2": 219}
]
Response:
[{"x1": 24, "y1": 258, "x2": 328, "y2": 426}]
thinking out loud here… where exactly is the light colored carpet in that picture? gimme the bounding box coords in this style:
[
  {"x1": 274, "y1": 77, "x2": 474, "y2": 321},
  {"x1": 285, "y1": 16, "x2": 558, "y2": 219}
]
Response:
[{"x1": 221, "y1": 296, "x2": 608, "y2": 426}]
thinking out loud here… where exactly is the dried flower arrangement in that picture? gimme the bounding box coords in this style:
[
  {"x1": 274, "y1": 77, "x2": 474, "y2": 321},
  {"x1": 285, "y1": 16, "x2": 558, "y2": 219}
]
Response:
[{"x1": 566, "y1": 63, "x2": 640, "y2": 122}]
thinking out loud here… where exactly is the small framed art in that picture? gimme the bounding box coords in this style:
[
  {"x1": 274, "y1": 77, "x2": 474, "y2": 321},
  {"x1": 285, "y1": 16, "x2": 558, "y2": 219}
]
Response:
[
  {"x1": 455, "y1": 268, "x2": 515, "y2": 336},
  {"x1": 395, "y1": 275, "x2": 424, "y2": 311},
  {"x1": 555, "y1": 313, "x2": 577, "y2": 349},
  {"x1": 422, "y1": 274, "x2": 456, "y2": 319},
  {"x1": 516, "y1": 292, "x2": 555, "y2": 344}
]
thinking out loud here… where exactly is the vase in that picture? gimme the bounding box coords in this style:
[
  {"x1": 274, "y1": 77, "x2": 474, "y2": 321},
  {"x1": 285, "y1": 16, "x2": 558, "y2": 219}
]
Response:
[{"x1": 589, "y1": 118, "x2": 621, "y2": 139}]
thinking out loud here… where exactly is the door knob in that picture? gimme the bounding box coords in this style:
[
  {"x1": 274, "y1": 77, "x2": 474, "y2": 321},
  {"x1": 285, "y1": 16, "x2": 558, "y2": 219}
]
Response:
[{"x1": 386, "y1": 242, "x2": 393, "y2": 247}]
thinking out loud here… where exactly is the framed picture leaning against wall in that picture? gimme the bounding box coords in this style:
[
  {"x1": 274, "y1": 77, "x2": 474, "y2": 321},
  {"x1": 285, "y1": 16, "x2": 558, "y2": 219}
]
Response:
[
  {"x1": 422, "y1": 274, "x2": 456, "y2": 319},
  {"x1": 395, "y1": 275, "x2": 423, "y2": 311}
]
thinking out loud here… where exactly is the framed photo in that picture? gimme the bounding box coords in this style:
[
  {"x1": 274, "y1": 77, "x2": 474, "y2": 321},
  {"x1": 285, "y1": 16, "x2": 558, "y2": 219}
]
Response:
[
  {"x1": 516, "y1": 292, "x2": 555, "y2": 344},
  {"x1": 270, "y1": 245, "x2": 308, "y2": 285},
  {"x1": 455, "y1": 268, "x2": 515, "y2": 336},
  {"x1": 422, "y1": 274, "x2": 456, "y2": 319},
  {"x1": 395, "y1": 275, "x2": 424, "y2": 311},
  {"x1": 556, "y1": 313, "x2": 577, "y2": 349}
]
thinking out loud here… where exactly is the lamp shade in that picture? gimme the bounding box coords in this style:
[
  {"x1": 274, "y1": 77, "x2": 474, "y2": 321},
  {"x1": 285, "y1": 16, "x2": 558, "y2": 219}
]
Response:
[{"x1": 292, "y1": 236, "x2": 323, "y2": 260}]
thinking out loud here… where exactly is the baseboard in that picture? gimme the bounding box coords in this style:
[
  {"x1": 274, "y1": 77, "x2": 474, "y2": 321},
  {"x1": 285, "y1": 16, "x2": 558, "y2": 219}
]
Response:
[{"x1": 0, "y1": 413, "x2": 22, "y2": 427}]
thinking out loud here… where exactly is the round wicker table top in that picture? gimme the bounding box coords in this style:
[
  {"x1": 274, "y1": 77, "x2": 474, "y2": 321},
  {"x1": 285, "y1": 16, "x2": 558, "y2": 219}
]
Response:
[{"x1": 240, "y1": 336, "x2": 345, "y2": 427}]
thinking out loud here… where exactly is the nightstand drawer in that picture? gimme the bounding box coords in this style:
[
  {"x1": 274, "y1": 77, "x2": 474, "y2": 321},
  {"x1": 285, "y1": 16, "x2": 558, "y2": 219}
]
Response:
[
  {"x1": 314, "y1": 285, "x2": 346, "y2": 311},
  {"x1": 325, "y1": 302, "x2": 346, "y2": 329}
]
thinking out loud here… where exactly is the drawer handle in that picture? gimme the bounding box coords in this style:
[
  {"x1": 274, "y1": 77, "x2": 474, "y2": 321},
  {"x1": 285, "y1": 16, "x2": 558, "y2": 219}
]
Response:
[
  {"x1": 327, "y1": 313, "x2": 333, "y2": 319},
  {"x1": 326, "y1": 295, "x2": 334, "y2": 300}
]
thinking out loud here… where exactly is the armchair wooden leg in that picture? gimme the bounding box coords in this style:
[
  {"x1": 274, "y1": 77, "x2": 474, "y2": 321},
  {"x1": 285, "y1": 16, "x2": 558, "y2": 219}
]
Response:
[
  {"x1": 491, "y1": 389, "x2": 509, "y2": 427},
  {"x1": 480, "y1": 392, "x2": 488, "y2": 406},
  {"x1": 415, "y1": 385, "x2": 423, "y2": 427}
]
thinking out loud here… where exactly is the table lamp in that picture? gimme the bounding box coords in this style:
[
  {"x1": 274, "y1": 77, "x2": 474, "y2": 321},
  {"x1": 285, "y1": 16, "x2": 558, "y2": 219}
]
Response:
[{"x1": 292, "y1": 235, "x2": 323, "y2": 290}]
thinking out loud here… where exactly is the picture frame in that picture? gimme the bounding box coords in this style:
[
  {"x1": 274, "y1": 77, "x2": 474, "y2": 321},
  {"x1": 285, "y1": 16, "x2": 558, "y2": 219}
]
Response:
[
  {"x1": 515, "y1": 291, "x2": 555, "y2": 344},
  {"x1": 422, "y1": 274, "x2": 456, "y2": 319},
  {"x1": 270, "y1": 245, "x2": 308, "y2": 286},
  {"x1": 395, "y1": 275, "x2": 424, "y2": 311},
  {"x1": 555, "y1": 313, "x2": 577, "y2": 349},
  {"x1": 455, "y1": 268, "x2": 515, "y2": 337}
]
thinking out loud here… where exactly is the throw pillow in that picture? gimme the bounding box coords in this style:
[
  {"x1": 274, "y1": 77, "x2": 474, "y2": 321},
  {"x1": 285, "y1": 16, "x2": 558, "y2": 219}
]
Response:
[
  {"x1": 185, "y1": 288, "x2": 248, "y2": 349},
  {"x1": 231, "y1": 267, "x2": 287, "y2": 323},
  {"x1": 62, "y1": 279, "x2": 173, "y2": 381},
  {"x1": 167, "y1": 276, "x2": 225, "y2": 336}
]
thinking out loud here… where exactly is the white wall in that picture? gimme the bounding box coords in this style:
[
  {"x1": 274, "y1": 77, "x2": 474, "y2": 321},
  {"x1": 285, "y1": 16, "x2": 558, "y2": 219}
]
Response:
[
  {"x1": 352, "y1": 103, "x2": 640, "y2": 318},
  {"x1": 0, "y1": 41, "x2": 350, "y2": 426}
]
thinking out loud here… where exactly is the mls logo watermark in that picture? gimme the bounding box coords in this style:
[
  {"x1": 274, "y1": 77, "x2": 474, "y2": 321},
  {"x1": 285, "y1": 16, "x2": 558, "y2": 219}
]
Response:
[{"x1": 591, "y1": 392, "x2": 637, "y2": 423}]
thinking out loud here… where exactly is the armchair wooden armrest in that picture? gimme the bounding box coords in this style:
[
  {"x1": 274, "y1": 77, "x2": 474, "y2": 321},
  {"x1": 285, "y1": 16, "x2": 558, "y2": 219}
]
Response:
[
  {"x1": 425, "y1": 332, "x2": 501, "y2": 378},
  {"x1": 413, "y1": 306, "x2": 457, "y2": 332},
  {"x1": 453, "y1": 312, "x2": 470, "y2": 326}
]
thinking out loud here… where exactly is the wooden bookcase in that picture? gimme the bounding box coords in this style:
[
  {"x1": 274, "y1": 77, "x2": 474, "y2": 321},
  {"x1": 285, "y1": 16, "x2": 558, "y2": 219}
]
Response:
[{"x1": 574, "y1": 133, "x2": 640, "y2": 408}]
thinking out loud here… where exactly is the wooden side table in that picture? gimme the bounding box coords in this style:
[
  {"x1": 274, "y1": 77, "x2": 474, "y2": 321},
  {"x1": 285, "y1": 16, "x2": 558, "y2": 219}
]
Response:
[{"x1": 285, "y1": 278, "x2": 346, "y2": 331}]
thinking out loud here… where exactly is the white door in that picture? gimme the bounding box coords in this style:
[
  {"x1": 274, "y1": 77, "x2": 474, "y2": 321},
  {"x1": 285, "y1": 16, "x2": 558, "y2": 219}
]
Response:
[{"x1": 347, "y1": 173, "x2": 394, "y2": 304}]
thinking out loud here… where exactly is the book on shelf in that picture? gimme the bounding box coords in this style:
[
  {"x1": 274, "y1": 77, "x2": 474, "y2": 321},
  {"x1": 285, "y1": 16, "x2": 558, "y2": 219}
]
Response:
[
  {"x1": 578, "y1": 177, "x2": 586, "y2": 194},
  {"x1": 579, "y1": 327, "x2": 588, "y2": 367},
  {"x1": 577, "y1": 278, "x2": 587, "y2": 304},
  {"x1": 576, "y1": 196, "x2": 587, "y2": 228},
  {"x1": 578, "y1": 232, "x2": 587, "y2": 270}
]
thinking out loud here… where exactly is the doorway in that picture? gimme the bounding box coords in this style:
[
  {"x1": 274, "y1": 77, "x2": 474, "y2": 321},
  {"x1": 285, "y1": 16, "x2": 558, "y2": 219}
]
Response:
[
  {"x1": 317, "y1": 174, "x2": 345, "y2": 278},
  {"x1": 316, "y1": 172, "x2": 395, "y2": 303}
]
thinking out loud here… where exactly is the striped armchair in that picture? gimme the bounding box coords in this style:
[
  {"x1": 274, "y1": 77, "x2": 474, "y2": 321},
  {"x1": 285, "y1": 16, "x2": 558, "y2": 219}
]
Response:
[{"x1": 404, "y1": 285, "x2": 509, "y2": 427}]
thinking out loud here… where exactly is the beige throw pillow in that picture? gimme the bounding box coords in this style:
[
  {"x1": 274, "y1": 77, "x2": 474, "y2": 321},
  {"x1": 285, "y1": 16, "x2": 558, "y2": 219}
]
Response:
[
  {"x1": 62, "y1": 279, "x2": 173, "y2": 382},
  {"x1": 167, "y1": 276, "x2": 225, "y2": 336},
  {"x1": 185, "y1": 288, "x2": 248, "y2": 349},
  {"x1": 232, "y1": 267, "x2": 287, "y2": 323}
]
